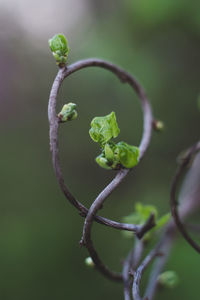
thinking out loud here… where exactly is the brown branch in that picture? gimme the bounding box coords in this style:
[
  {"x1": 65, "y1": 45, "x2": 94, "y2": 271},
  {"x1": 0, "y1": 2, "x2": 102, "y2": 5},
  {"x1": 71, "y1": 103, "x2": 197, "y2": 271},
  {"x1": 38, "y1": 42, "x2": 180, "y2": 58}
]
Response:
[
  {"x1": 123, "y1": 240, "x2": 144, "y2": 300},
  {"x1": 132, "y1": 242, "x2": 161, "y2": 300},
  {"x1": 75, "y1": 59, "x2": 153, "y2": 278},
  {"x1": 143, "y1": 227, "x2": 175, "y2": 300},
  {"x1": 48, "y1": 62, "x2": 152, "y2": 235},
  {"x1": 132, "y1": 228, "x2": 174, "y2": 300},
  {"x1": 84, "y1": 239, "x2": 122, "y2": 281},
  {"x1": 123, "y1": 250, "x2": 134, "y2": 300},
  {"x1": 170, "y1": 141, "x2": 200, "y2": 253},
  {"x1": 136, "y1": 214, "x2": 155, "y2": 239},
  {"x1": 48, "y1": 59, "x2": 154, "y2": 281},
  {"x1": 48, "y1": 55, "x2": 200, "y2": 297},
  {"x1": 132, "y1": 144, "x2": 200, "y2": 299}
]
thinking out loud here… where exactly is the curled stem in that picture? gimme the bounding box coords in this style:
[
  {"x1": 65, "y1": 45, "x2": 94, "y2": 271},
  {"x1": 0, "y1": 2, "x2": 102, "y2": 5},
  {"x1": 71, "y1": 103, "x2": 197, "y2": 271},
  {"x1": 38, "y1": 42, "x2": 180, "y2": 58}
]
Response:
[
  {"x1": 76, "y1": 59, "x2": 153, "y2": 278},
  {"x1": 48, "y1": 59, "x2": 154, "y2": 281}
]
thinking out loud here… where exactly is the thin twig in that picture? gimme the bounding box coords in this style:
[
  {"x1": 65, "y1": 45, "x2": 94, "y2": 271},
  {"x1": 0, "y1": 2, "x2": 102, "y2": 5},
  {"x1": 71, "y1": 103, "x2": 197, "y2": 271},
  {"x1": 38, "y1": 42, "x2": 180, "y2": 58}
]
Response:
[
  {"x1": 123, "y1": 239, "x2": 144, "y2": 300},
  {"x1": 123, "y1": 250, "x2": 134, "y2": 300},
  {"x1": 131, "y1": 239, "x2": 145, "y2": 271},
  {"x1": 143, "y1": 227, "x2": 175, "y2": 300},
  {"x1": 132, "y1": 242, "x2": 161, "y2": 300},
  {"x1": 170, "y1": 141, "x2": 200, "y2": 253}
]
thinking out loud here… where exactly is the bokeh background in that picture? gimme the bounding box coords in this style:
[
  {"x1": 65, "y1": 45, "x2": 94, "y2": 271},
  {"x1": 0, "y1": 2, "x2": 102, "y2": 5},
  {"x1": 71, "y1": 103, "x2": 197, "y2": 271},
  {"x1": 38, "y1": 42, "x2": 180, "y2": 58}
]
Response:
[{"x1": 0, "y1": 0, "x2": 200, "y2": 299}]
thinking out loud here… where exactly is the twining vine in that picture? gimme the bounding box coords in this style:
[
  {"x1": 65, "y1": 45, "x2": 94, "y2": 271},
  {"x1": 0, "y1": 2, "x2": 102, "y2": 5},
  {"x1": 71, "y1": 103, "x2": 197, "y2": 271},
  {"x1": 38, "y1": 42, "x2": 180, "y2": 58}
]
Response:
[{"x1": 48, "y1": 34, "x2": 200, "y2": 300}]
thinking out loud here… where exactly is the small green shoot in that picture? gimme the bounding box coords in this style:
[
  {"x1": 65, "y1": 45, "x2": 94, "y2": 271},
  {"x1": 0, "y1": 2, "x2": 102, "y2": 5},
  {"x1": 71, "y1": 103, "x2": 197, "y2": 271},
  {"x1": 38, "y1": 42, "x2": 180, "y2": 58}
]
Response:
[
  {"x1": 49, "y1": 33, "x2": 69, "y2": 66},
  {"x1": 58, "y1": 103, "x2": 78, "y2": 122},
  {"x1": 89, "y1": 112, "x2": 139, "y2": 170}
]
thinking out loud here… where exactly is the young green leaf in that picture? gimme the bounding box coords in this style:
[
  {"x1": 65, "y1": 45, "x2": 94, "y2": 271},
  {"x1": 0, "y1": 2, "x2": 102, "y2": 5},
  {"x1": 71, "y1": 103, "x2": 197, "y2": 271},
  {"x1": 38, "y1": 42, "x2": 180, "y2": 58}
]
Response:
[
  {"x1": 121, "y1": 203, "x2": 158, "y2": 239},
  {"x1": 114, "y1": 141, "x2": 140, "y2": 168},
  {"x1": 122, "y1": 203, "x2": 170, "y2": 240},
  {"x1": 58, "y1": 103, "x2": 77, "y2": 122},
  {"x1": 89, "y1": 112, "x2": 140, "y2": 170},
  {"x1": 123, "y1": 203, "x2": 158, "y2": 226},
  {"x1": 49, "y1": 33, "x2": 69, "y2": 66},
  {"x1": 95, "y1": 143, "x2": 120, "y2": 170},
  {"x1": 89, "y1": 112, "x2": 120, "y2": 146}
]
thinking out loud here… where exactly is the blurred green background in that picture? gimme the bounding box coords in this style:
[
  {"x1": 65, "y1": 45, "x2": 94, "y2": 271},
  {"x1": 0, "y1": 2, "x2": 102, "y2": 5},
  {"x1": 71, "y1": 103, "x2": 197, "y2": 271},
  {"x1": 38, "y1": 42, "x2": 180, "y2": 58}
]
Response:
[{"x1": 0, "y1": 0, "x2": 200, "y2": 299}]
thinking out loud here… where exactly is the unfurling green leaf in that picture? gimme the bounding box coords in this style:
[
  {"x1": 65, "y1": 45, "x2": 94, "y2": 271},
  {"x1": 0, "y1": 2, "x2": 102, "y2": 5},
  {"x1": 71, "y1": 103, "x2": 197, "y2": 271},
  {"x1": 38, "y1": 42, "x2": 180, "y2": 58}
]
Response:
[
  {"x1": 123, "y1": 203, "x2": 158, "y2": 226},
  {"x1": 89, "y1": 112, "x2": 120, "y2": 146},
  {"x1": 122, "y1": 203, "x2": 170, "y2": 240},
  {"x1": 114, "y1": 141, "x2": 139, "y2": 168},
  {"x1": 58, "y1": 103, "x2": 77, "y2": 122},
  {"x1": 157, "y1": 271, "x2": 179, "y2": 289},
  {"x1": 95, "y1": 142, "x2": 120, "y2": 170},
  {"x1": 49, "y1": 34, "x2": 69, "y2": 66},
  {"x1": 89, "y1": 112, "x2": 140, "y2": 170},
  {"x1": 95, "y1": 141, "x2": 139, "y2": 170}
]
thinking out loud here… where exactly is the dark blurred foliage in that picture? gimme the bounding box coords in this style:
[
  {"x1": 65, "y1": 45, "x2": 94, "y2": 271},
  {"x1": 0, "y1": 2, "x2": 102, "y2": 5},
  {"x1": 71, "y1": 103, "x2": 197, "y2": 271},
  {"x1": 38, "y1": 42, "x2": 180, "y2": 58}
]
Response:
[{"x1": 0, "y1": 1, "x2": 200, "y2": 299}]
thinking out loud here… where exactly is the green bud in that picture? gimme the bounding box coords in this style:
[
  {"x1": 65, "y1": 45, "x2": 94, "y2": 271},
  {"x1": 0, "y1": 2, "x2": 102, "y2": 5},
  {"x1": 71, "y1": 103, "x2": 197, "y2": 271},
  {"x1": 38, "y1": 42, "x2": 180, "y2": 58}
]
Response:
[
  {"x1": 85, "y1": 257, "x2": 94, "y2": 267},
  {"x1": 153, "y1": 120, "x2": 164, "y2": 132},
  {"x1": 114, "y1": 141, "x2": 140, "y2": 168},
  {"x1": 58, "y1": 103, "x2": 77, "y2": 122},
  {"x1": 48, "y1": 34, "x2": 69, "y2": 66},
  {"x1": 89, "y1": 112, "x2": 120, "y2": 146},
  {"x1": 96, "y1": 154, "x2": 112, "y2": 169},
  {"x1": 158, "y1": 271, "x2": 179, "y2": 289}
]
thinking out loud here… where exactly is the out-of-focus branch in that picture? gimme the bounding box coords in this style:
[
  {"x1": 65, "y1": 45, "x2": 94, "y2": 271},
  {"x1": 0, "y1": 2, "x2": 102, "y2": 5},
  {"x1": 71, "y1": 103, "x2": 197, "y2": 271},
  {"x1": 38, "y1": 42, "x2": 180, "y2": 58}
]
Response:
[
  {"x1": 170, "y1": 141, "x2": 200, "y2": 253},
  {"x1": 131, "y1": 142, "x2": 200, "y2": 300},
  {"x1": 123, "y1": 240, "x2": 144, "y2": 300},
  {"x1": 123, "y1": 250, "x2": 134, "y2": 300},
  {"x1": 143, "y1": 227, "x2": 175, "y2": 300},
  {"x1": 132, "y1": 243, "x2": 161, "y2": 300}
]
